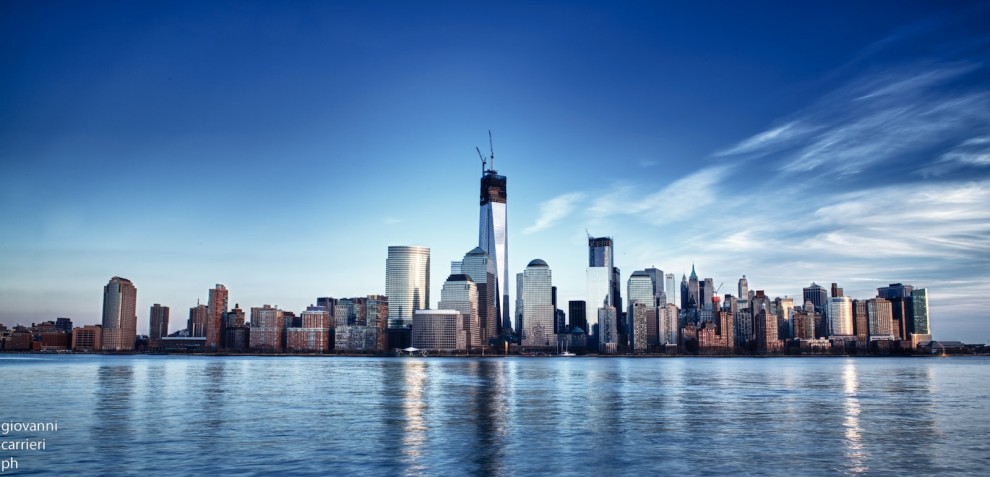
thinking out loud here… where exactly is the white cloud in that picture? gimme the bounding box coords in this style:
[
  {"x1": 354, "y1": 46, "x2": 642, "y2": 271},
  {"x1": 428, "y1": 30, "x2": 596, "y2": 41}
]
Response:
[
  {"x1": 714, "y1": 121, "x2": 811, "y2": 157},
  {"x1": 523, "y1": 192, "x2": 585, "y2": 234}
]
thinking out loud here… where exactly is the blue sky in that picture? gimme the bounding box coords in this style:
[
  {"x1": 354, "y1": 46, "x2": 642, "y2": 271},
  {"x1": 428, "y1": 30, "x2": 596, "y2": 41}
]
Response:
[{"x1": 2, "y1": 1, "x2": 988, "y2": 342}]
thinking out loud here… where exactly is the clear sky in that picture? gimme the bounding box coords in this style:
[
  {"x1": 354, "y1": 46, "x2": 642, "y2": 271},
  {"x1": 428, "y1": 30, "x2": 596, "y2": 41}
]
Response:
[{"x1": 2, "y1": 1, "x2": 988, "y2": 342}]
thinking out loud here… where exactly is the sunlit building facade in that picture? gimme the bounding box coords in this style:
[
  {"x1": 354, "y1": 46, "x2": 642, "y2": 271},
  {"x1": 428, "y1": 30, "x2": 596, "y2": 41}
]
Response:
[
  {"x1": 438, "y1": 274, "x2": 480, "y2": 348},
  {"x1": 517, "y1": 259, "x2": 554, "y2": 348},
  {"x1": 460, "y1": 247, "x2": 497, "y2": 344},
  {"x1": 479, "y1": 167, "x2": 509, "y2": 332},
  {"x1": 386, "y1": 245, "x2": 431, "y2": 328},
  {"x1": 412, "y1": 310, "x2": 465, "y2": 352}
]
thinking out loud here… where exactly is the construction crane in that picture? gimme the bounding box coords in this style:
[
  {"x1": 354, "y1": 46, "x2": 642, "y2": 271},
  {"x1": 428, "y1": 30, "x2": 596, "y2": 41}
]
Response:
[
  {"x1": 488, "y1": 129, "x2": 495, "y2": 171},
  {"x1": 713, "y1": 282, "x2": 725, "y2": 308},
  {"x1": 476, "y1": 146, "x2": 487, "y2": 174}
]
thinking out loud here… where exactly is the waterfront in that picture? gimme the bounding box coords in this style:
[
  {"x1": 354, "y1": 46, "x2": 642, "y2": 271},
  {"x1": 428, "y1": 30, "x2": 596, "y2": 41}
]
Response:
[{"x1": 1, "y1": 355, "x2": 988, "y2": 476}]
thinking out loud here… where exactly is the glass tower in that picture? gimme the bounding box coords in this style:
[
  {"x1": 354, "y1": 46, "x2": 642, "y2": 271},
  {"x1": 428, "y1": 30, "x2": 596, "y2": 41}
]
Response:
[
  {"x1": 518, "y1": 259, "x2": 554, "y2": 348},
  {"x1": 479, "y1": 168, "x2": 509, "y2": 332},
  {"x1": 438, "y1": 274, "x2": 480, "y2": 348},
  {"x1": 460, "y1": 247, "x2": 498, "y2": 345},
  {"x1": 386, "y1": 246, "x2": 431, "y2": 328},
  {"x1": 586, "y1": 236, "x2": 619, "y2": 339}
]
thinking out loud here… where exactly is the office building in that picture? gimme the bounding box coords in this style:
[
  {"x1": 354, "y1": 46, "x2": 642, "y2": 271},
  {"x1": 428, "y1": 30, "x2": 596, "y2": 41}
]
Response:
[
  {"x1": 517, "y1": 259, "x2": 555, "y2": 348},
  {"x1": 828, "y1": 296, "x2": 854, "y2": 336},
  {"x1": 867, "y1": 297, "x2": 895, "y2": 339},
  {"x1": 412, "y1": 310, "x2": 465, "y2": 351},
  {"x1": 665, "y1": 273, "x2": 676, "y2": 307},
  {"x1": 568, "y1": 300, "x2": 587, "y2": 332},
  {"x1": 386, "y1": 245, "x2": 431, "y2": 328},
  {"x1": 460, "y1": 247, "x2": 498, "y2": 344},
  {"x1": 628, "y1": 270, "x2": 658, "y2": 346},
  {"x1": 478, "y1": 158, "x2": 509, "y2": 332},
  {"x1": 205, "y1": 284, "x2": 228, "y2": 351},
  {"x1": 586, "y1": 236, "x2": 620, "y2": 340},
  {"x1": 150, "y1": 304, "x2": 169, "y2": 345},
  {"x1": 439, "y1": 274, "x2": 480, "y2": 348},
  {"x1": 101, "y1": 276, "x2": 137, "y2": 351}
]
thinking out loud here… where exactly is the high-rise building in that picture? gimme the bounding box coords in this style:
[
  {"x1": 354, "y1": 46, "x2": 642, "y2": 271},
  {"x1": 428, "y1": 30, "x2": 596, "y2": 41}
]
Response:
[
  {"x1": 659, "y1": 303, "x2": 679, "y2": 347},
  {"x1": 828, "y1": 296, "x2": 854, "y2": 336},
  {"x1": 101, "y1": 277, "x2": 137, "y2": 351},
  {"x1": 687, "y1": 265, "x2": 700, "y2": 310},
  {"x1": 568, "y1": 301, "x2": 587, "y2": 332},
  {"x1": 150, "y1": 304, "x2": 169, "y2": 344},
  {"x1": 206, "y1": 284, "x2": 228, "y2": 351},
  {"x1": 598, "y1": 305, "x2": 618, "y2": 353},
  {"x1": 628, "y1": 270, "x2": 658, "y2": 347},
  {"x1": 460, "y1": 247, "x2": 498, "y2": 345},
  {"x1": 776, "y1": 297, "x2": 794, "y2": 341},
  {"x1": 852, "y1": 299, "x2": 869, "y2": 344},
  {"x1": 249, "y1": 305, "x2": 285, "y2": 352},
  {"x1": 831, "y1": 282, "x2": 844, "y2": 298},
  {"x1": 665, "y1": 273, "x2": 676, "y2": 307},
  {"x1": 803, "y1": 283, "x2": 829, "y2": 336},
  {"x1": 738, "y1": 276, "x2": 749, "y2": 302},
  {"x1": 910, "y1": 288, "x2": 931, "y2": 347},
  {"x1": 478, "y1": 160, "x2": 509, "y2": 332},
  {"x1": 188, "y1": 304, "x2": 208, "y2": 337},
  {"x1": 867, "y1": 297, "x2": 894, "y2": 339},
  {"x1": 439, "y1": 274, "x2": 480, "y2": 348},
  {"x1": 586, "y1": 236, "x2": 619, "y2": 339},
  {"x1": 386, "y1": 245, "x2": 431, "y2": 328},
  {"x1": 517, "y1": 259, "x2": 554, "y2": 348}
]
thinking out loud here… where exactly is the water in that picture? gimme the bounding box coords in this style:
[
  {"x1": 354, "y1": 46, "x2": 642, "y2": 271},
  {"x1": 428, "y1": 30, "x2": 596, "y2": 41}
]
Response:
[{"x1": 1, "y1": 355, "x2": 988, "y2": 476}]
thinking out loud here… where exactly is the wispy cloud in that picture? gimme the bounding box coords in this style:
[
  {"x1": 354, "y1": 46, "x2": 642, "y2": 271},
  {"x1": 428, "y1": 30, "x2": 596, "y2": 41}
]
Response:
[
  {"x1": 715, "y1": 63, "x2": 990, "y2": 178},
  {"x1": 920, "y1": 136, "x2": 990, "y2": 176},
  {"x1": 714, "y1": 121, "x2": 812, "y2": 157},
  {"x1": 523, "y1": 192, "x2": 585, "y2": 234},
  {"x1": 590, "y1": 166, "x2": 732, "y2": 225}
]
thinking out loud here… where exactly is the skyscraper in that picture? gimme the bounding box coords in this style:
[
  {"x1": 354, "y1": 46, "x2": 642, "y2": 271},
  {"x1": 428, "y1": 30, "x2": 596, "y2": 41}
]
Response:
[
  {"x1": 517, "y1": 259, "x2": 554, "y2": 348},
  {"x1": 206, "y1": 284, "x2": 228, "y2": 351},
  {"x1": 628, "y1": 270, "x2": 658, "y2": 347},
  {"x1": 828, "y1": 296, "x2": 854, "y2": 336},
  {"x1": 386, "y1": 246, "x2": 431, "y2": 328},
  {"x1": 665, "y1": 273, "x2": 676, "y2": 307},
  {"x1": 101, "y1": 276, "x2": 137, "y2": 351},
  {"x1": 568, "y1": 300, "x2": 587, "y2": 331},
  {"x1": 460, "y1": 247, "x2": 498, "y2": 345},
  {"x1": 586, "y1": 236, "x2": 619, "y2": 341},
  {"x1": 438, "y1": 274, "x2": 480, "y2": 348},
  {"x1": 150, "y1": 304, "x2": 169, "y2": 344},
  {"x1": 803, "y1": 283, "x2": 829, "y2": 336},
  {"x1": 479, "y1": 158, "x2": 509, "y2": 332}
]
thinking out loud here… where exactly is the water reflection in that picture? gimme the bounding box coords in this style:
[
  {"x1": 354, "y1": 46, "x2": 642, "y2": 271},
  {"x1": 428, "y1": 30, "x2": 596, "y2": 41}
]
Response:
[
  {"x1": 842, "y1": 360, "x2": 867, "y2": 474},
  {"x1": 471, "y1": 359, "x2": 507, "y2": 475},
  {"x1": 92, "y1": 364, "x2": 135, "y2": 473},
  {"x1": 400, "y1": 360, "x2": 428, "y2": 474}
]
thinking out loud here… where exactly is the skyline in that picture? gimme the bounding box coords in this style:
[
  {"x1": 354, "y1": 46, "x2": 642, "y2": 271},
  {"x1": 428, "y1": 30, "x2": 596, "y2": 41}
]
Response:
[{"x1": 2, "y1": 2, "x2": 989, "y2": 342}]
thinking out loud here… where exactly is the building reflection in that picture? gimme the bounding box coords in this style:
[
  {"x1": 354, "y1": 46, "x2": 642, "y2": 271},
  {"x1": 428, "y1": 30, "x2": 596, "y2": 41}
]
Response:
[
  {"x1": 400, "y1": 359, "x2": 428, "y2": 474},
  {"x1": 470, "y1": 359, "x2": 507, "y2": 475},
  {"x1": 92, "y1": 364, "x2": 135, "y2": 473},
  {"x1": 841, "y1": 360, "x2": 867, "y2": 474}
]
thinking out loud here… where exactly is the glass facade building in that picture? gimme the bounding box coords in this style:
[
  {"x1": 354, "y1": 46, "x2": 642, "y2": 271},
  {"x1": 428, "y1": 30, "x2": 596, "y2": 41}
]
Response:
[
  {"x1": 386, "y1": 245, "x2": 431, "y2": 328},
  {"x1": 586, "y1": 236, "x2": 619, "y2": 339},
  {"x1": 479, "y1": 170, "x2": 509, "y2": 332},
  {"x1": 828, "y1": 296, "x2": 854, "y2": 336},
  {"x1": 628, "y1": 270, "x2": 657, "y2": 346},
  {"x1": 517, "y1": 259, "x2": 554, "y2": 348},
  {"x1": 460, "y1": 247, "x2": 497, "y2": 345},
  {"x1": 412, "y1": 310, "x2": 464, "y2": 351},
  {"x1": 438, "y1": 274, "x2": 480, "y2": 348}
]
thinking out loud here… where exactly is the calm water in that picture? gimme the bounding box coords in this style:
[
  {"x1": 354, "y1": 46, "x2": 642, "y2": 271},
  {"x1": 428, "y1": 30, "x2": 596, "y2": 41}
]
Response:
[{"x1": 1, "y1": 355, "x2": 988, "y2": 476}]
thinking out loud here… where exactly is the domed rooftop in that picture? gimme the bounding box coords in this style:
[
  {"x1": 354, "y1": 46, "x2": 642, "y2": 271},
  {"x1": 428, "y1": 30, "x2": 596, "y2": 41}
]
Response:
[{"x1": 527, "y1": 258, "x2": 548, "y2": 268}]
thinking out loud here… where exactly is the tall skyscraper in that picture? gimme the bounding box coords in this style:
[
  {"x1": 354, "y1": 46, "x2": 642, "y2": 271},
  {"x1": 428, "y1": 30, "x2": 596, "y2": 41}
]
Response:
[
  {"x1": 438, "y1": 274, "x2": 480, "y2": 348},
  {"x1": 910, "y1": 288, "x2": 931, "y2": 347},
  {"x1": 478, "y1": 157, "x2": 509, "y2": 332},
  {"x1": 188, "y1": 304, "x2": 208, "y2": 337},
  {"x1": 828, "y1": 296, "x2": 854, "y2": 336},
  {"x1": 149, "y1": 304, "x2": 169, "y2": 343},
  {"x1": 568, "y1": 300, "x2": 587, "y2": 331},
  {"x1": 386, "y1": 245, "x2": 431, "y2": 328},
  {"x1": 665, "y1": 273, "x2": 676, "y2": 307},
  {"x1": 101, "y1": 276, "x2": 137, "y2": 351},
  {"x1": 738, "y1": 275, "x2": 749, "y2": 302},
  {"x1": 628, "y1": 270, "x2": 658, "y2": 347},
  {"x1": 803, "y1": 283, "x2": 829, "y2": 335},
  {"x1": 517, "y1": 259, "x2": 554, "y2": 348},
  {"x1": 460, "y1": 247, "x2": 498, "y2": 345},
  {"x1": 206, "y1": 284, "x2": 228, "y2": 351},
  {"x1": 586, "y1": 236, "x2": 619, "y2": 340}
]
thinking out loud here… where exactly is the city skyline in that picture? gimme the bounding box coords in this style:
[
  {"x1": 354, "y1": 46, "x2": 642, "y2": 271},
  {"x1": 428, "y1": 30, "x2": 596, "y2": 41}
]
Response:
[{"x1": 2, "y1": 2, "x2": 989, "y2": 342}]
